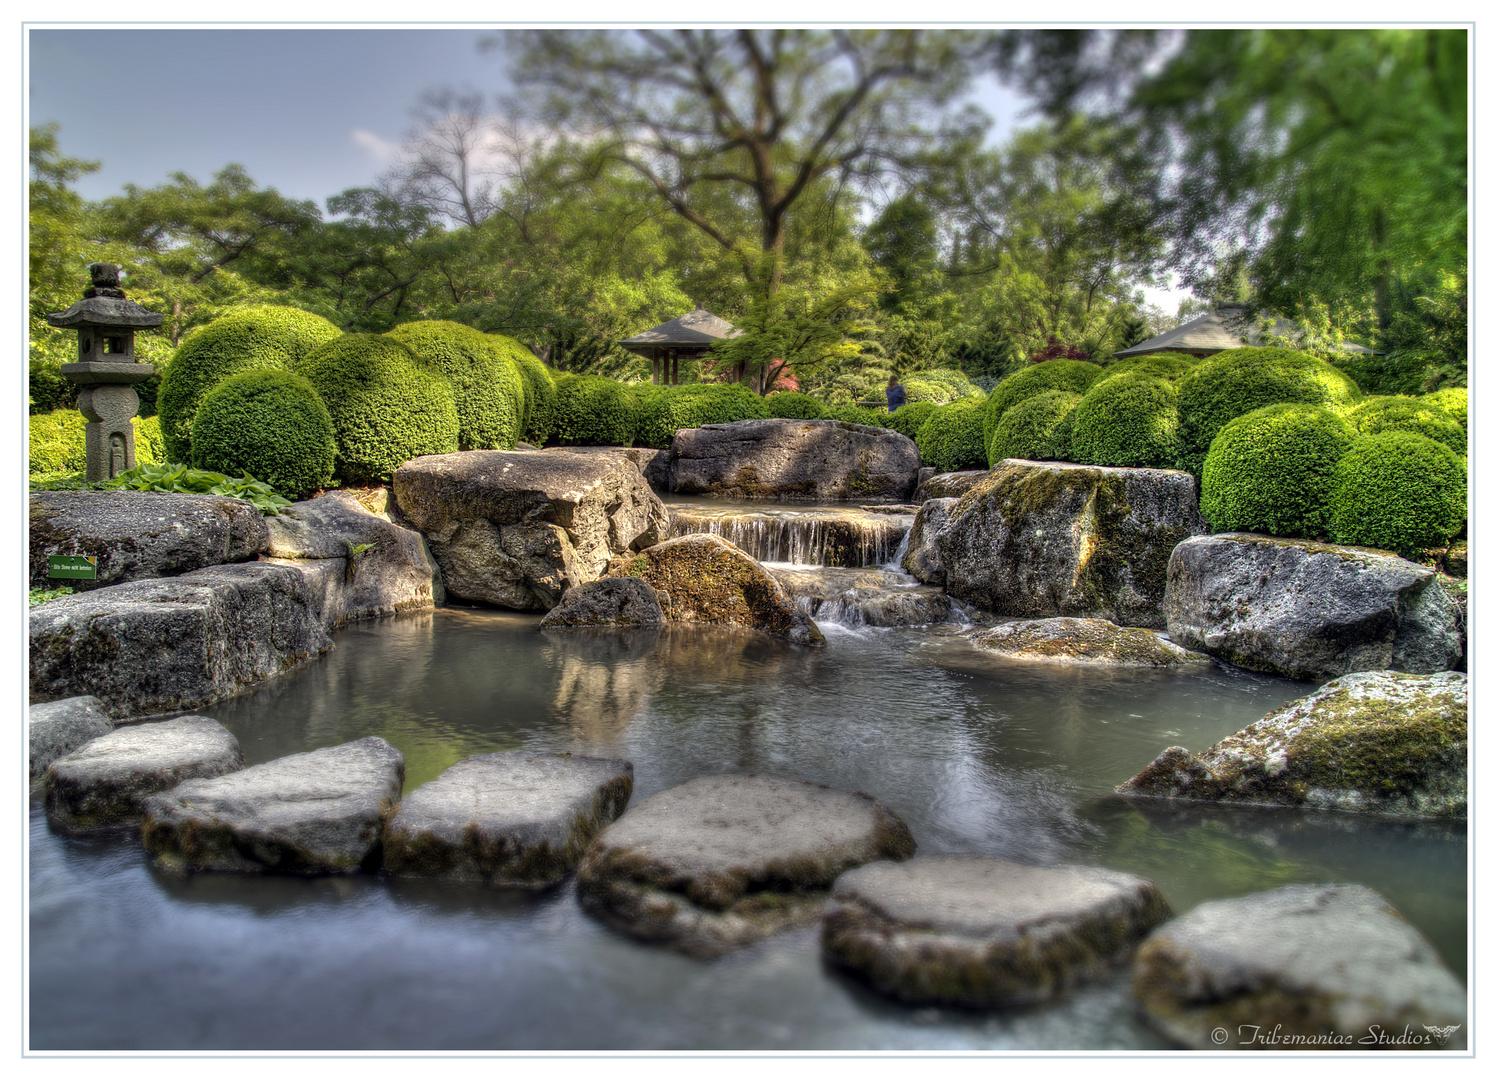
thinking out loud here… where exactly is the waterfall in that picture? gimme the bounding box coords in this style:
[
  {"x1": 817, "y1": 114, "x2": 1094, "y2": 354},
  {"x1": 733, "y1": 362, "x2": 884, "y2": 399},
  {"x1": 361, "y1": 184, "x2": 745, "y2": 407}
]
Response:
[{"x1": 666, "y1": 504, "x2": 913, "y2": 568}]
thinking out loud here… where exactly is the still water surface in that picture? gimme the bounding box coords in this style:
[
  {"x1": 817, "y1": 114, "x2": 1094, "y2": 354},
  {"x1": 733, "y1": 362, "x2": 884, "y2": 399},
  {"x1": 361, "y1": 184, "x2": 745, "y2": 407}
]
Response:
[{"x1": 29, "y1": 609, "x2": 1468, "y2": 1050}]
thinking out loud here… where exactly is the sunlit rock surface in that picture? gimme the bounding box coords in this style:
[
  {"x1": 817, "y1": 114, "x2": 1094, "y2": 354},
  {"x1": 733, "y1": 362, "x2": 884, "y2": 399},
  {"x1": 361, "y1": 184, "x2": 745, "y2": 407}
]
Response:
[{"x1": 970, "y1": 617, "x2": 1212, "y2": 667}]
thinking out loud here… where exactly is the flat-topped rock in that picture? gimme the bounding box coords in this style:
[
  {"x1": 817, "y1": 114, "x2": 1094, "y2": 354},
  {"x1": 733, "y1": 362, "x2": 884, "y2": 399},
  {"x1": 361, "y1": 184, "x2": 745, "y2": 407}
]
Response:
[
  {"x1": 44, "y1": 716, "x2": 244, "y2": 831},
  {"x1": 607, "y1": 533, "x2": 825, "y2": 646},
  {"x1": 383, "y1": 751, "x2": 634, "y2": 885},
  {"x1": 657, "y1": 418, "x2": 920, "y2": 502},
  {"x1": 1117, "y1": 670, "x2": 1467, "y2": 819},
  {"x1": 538, "y1": 577, "x2": 664, "y2": 629},
  {"x1": 823, "y1": 855, "x2": 1171, "y2": 1007},
  {"x1": 1164, "y1": 533, "x2": 1464, "y2": 681},
  {"x1": 770, "y1": 566, "x2": 963, "y2": 628},
  {"x1": 970, "y1": 618, "x2": 1212, "y2": 667},
  {"x1": 29, "y1": 490, "x2": 269, "y2": 591},
  {"x1": 29, "y1": 696, "x2": 115, "y2": 780},
  {"x1": 576, "y1": 773, "x2": 916, "y2": 957},
  {"x1": 1133, "y1": 884, "x2": 1466, "y2": 1049},
  {"x1": 142, "y1": 736, "x2": 405, "y2": 874}
]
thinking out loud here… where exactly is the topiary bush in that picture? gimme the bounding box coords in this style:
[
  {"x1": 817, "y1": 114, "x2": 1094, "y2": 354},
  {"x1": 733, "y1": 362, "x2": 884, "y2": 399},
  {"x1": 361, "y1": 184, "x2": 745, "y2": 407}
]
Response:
[
  {"x1": 29, "y1": 409, "x2": 161, "y2": 478},
  {"x1": 904, "y1": 368, "x2": 981, "y2": 405},
  {"x1": 156, "y1": 305, "x2": 342, "y2": 463},
  {"x1": 1347, "y1": 395, "x2": 1466, "y2": 456},
  {"x1": 551, "y1": 375, "x2": 638, "y2": 447},
  {"x1": 982, "y1": 359, "x2": 1105, "y2": 448},
  {"x1": 189, "y1": 369, "x2": 336, "y2": 500},
  {"x1": 988, "y1": 390, "x2": 1082, "y2": 465},
  {"x1": 290, "y1": 334, "x2": 459, "y2": 484},
  {"x1": 1092, "y1": 352, "x2": 1198, "y2": 388},
  {"x1": 883, "y1": 400, "x2": 938, "y2": 440},
  {"x1": 915, "y1": 398, "x2": 988, "y2": 472},
  {"x1": 386, "y1": 321, "x2": 525, "y2": 450},
  {"x1": 1175, "y1": 346, "x2": 1363, "y2": 475},
  {"x1": 1068, "y1": 373, "x2": 1182, "y2": 469},
  {"x1": 1199, "y1": 403, "x2": 1356, "y2": 539},
  {"x1": 1421, "y1": 387, "x2": 1468, "y2": 439},
  {"x1": 633, "y1": 383, "x2": 772, "y2": 449},
  {"x1": 484, "y1": 335, "x2": 557, "y2": 445},
  {"x1": 827, "y1": 403, "x2": 891, "y2": 429},
  {"x1": 1329, "y1": 432, "x2": 1467, "y2": 559},
  {"x1": 763, "y1": 391, "x2": 829, "y2": 419}
]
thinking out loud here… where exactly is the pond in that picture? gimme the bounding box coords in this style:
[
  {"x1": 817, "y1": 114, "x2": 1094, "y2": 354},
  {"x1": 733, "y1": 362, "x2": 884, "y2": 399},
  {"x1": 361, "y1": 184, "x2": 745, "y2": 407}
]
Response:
[{"x1": 28, "y1": 505, "x2": 1468, "y2": 1051}]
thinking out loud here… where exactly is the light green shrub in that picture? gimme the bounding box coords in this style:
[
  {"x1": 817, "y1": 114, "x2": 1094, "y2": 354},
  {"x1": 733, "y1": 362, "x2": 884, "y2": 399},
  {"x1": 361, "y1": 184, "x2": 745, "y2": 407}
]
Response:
[
  {"x1": 487, "y1": 336, "x2": 557, "y2": 445},
  {"x1": 1329, "y1": 432, "x2": 1467, "y2": 558},
  {"x1": 763, "y1": 391, "x2": 829, "y2": 419},
  {"x1": 633, "y1": 383, "x2": 771, "y2": 449},
  {"x1": 386, "y1": 321, "x2": 525, "y2": 450},
  {"x1": 1093, "y1": 352, "x2": 1198, "y2": 387},
  {"x1": 883, "y1": 401, "x2": 938, "y2": 440},
  {"x1": 552, "y1": 375, "x2": 638, "y2": 447},
  {"x1": 1421, "y1": 387, "x2": 1468, "y2": 438},
  {"x1": 915, "y1": 398, "x2": 988, "y2": 472},
  {"x1": 988, "y1": 390, "x2": 1082, "y2": 465},
  {"x1": 1068, "y1": 373, "x2": 1181, "y2": 469},
  {"x1": 827, "y1": 404, "x2": 890, "y2": 429},
  {"x1": 29, "y1": 409, "x2": 162, "y2": 477},
  {"x1": 982, "y1": 360, "x2": 1105, "y2": 447},
  {"x1": 190, "y1": 369, "x2": 336, "y2": 500},
  {"x1": 1347, "y1": 395, "x2": 1465, "y2": 456}
]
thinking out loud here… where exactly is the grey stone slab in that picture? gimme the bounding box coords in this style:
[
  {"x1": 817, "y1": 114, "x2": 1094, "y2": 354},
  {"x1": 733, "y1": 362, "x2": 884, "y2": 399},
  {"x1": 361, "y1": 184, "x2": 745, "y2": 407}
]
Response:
[
  {"x1": 823, "y1": 855, "x2": 1171, "y2": 1007},
  {"x1": 142, "y1": 736, "x2": 405, "y2": 874},
  {"x1": 970, "y1": 617, "x2": 1212, "y2": 667},
  {"x1": 29, "y1": 695, "x2": 115, "y2": 780},
  {"x1": 383, "y1": 751, "x2": 633, "y2": 885}
]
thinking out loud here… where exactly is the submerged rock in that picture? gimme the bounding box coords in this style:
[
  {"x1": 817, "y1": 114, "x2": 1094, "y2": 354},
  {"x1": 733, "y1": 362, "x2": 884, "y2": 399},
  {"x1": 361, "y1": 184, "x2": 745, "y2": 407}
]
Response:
[
  {"x1": 1133, "y1": 884, "x2": 1466, "y2": 1050},
  {"x1": 576, "y1": 773, "x2": 916, "y2": 957},
  {"x1": 901, "y1": 498, "x2": 956, "y2": 587},
  {"x1": 539, "y1": 577, "x2": 664, "y2": 629},
  {"x1": 607, "y1": 533, "x2": 825, "y2": 646},
  {"x1": 665, "y1": 503, "x2": 911, "y2": 568},
  {"x1": 142, "y1": 736, "x2": 405, "y2": 874},
  {"x1": 383, "y1": 751, "x2": 634, "y2": 885},
  {"x1": 970, "y1": 618, "x2": 1212, "y2": 667},
  {"x1": 823, "y1": 855, "x2": 1171, "y2": 1008},
  {"x1": 45, "y1": 716, "x2": 244, "y2": 831},
  {"x1": 771, "y1": 566, "x2": 964, "y2": 628},
  {"x1": 1164, "y1": 533, "x2": 1464, "y2": 681},
  {"x1": 935, "y1": 460, "x2": 1206, "y2": 629},
  {"x1": 1117, "y1": 670, "x2": 1466, "y2": 819},
  {"x1": 29, "y1": 695, "x2": 114, "y2": 780}
]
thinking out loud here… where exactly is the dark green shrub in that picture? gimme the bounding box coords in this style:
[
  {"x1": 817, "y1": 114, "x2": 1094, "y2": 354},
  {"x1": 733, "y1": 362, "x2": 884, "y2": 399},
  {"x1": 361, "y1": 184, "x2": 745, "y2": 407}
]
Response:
[
  {"x1": 915, "y1": 398, "x2": 988, "y2": 472},
  {"x1": 1093, "y1": 352, "x2": 1198, "y2": 387},
  {"x1": 386, "y1": 321, "x2": 525, "y2": 450},
  {"x1": 827, "y1": 404, "x2": 891, "y2": 429},
  {"x1": 156, "y1": 305, "x2": 342, "y2": 462},
  {"x1": 29, "y1": 358, "x2": 74, "y2": 414},
  {"x1": 1421, "y1": 387, "x2": 1468, "y2": 438},
  {"x1": 190, "y1": 370, "x2": 336, "y2": 500},
  {"x1": 982, "y1": 360, "x2": 1105, "y2": 446},
  {"x1": 988, "y1": 390, "x2": 1082, "y2": 465},
  {"x1": 1329, "y1": 432, "x2": 1467, "y2": 558},
  {"x1": 633, "y1": 383, "x2": 771, "y2": 448},
  {"x1": 883, "y1": 400, "x2": 938, "y2": 440},
  {"x1": 763, "y1": 391, "x2": 828, "y2": 419},
  {"x1": 290, "y1": 335, "x2": 459, "y2": 484},
  {"x1": 29, "y1": 409, "x2": 161, "y2": 478},
  {"x1": 1068, "y1": 374, "x2": 1181, "y2": 469},
  {"x1": 1176, "y1": 346, "x2": 1362, "y2": 475},
  {"x1": 1199, "y1": 403, "x2": 1356, "y2": 538},
  {"x1": 1347, "y1": 395, "x2": 1465, "y2": 456},
  {"x1": 552, "y1": 375, "x2": 638, "y2": 447},
  {"x1": 484, "y1": 335, "x2": 556, "y2": 444}
]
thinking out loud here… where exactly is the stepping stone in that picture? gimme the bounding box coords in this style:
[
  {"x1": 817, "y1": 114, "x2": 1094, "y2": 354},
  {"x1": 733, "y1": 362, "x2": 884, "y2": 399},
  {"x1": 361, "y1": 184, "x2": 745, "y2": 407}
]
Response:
[
  {"x1": 822, "y1": 855, "x2": 1171, "y2": 1007},
  {"x1": 576, "y1": 773, "x2": 916, "y2": 957},
  {"x1": 44, "y1": 715, "x2": 244, "y2": 831},
  {"x1": 1133, "y1": 884, "x2": 1466, "y2": 1050},
  {"x1": 141, "y1": 736, "x2": 405, "y2": 874},
  {"x1": 29, "y1": 695, "x2": 114, "y2": 780},
  {"x1": 383, "y1": 751, "x2": 634, "y2": 885}
]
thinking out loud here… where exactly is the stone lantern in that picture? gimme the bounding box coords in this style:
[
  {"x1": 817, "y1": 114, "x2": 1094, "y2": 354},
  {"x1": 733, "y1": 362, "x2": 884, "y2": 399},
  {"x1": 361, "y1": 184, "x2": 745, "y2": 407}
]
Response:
[{"x1": 46, "y1": 263, "x2": 164, "y2": 480}]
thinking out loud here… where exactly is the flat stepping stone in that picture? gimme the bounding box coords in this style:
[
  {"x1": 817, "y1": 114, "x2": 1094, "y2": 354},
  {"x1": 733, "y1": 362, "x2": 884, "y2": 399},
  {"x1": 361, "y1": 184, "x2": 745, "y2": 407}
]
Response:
[
  {"x1": 141, "y1": 736, "x2": 405, "y2": 874},
  {"x1": 30, "y1": 695, "x2": 114, "y2": 780},
  {"x1": 44, "y1": 715, "x2": 243, "y2": 831},
  {"x1": 576, "y1": 773, "x2": 915, "y2": 957},
  {"x1": 822, "y1": 855, "x2": 1171, "y2": 1007},
  {"x1": 383, "y1": 751, "x2": 634, "y2": 885},
  {"x1": 969, "y1": 617, "x2": 1213, "y2": 667},
  {"x1": 1133, "y1": 883, "x2": 1466, "y2": 1049}
]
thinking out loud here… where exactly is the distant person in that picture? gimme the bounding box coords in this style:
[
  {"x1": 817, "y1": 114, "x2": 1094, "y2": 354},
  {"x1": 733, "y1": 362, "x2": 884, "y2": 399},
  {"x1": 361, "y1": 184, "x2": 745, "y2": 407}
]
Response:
[{"x1": 886, "y1": 375, "x2": 906, "y2": 412}]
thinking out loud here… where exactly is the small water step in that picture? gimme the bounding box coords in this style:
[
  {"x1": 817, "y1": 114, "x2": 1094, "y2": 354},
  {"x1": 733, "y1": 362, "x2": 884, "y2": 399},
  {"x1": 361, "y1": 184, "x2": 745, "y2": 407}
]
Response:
[
  {"x1": 770, "y1": 566, "x2": 975, "y2": 629},
  {"x1": 666, "y1": 504, "x2": 912, "y2": 568}
]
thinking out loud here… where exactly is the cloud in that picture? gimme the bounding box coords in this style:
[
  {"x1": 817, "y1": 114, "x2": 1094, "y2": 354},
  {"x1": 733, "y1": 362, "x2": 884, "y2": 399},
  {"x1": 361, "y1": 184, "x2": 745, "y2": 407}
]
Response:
[{"x1": 351, "y1": 128, "x2": 400, "y2": 163}]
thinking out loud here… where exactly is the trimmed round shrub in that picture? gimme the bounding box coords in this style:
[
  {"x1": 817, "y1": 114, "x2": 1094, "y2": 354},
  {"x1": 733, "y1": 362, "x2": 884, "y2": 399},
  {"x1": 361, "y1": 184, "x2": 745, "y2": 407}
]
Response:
[
  {"x1": 189, "y1": 370, "x2": 336, "y2": 500},
  {"x1": 633, "y1": 383, "x2": 771, "y2": 449},
  {"x1": 29, "y1": 409, "x2": 162, "y2": 477},
  {"x1": 988, "y1": 390, "x2": 1082, "y2": 465},
  {"x1": 1348, "y1": 395, "x2": 1465, "y2": 456},
  {"x1": 915, "y1": 398, "x2": 988, "y2": 472},
  {"x1": 487, "y1": 336, "x2": 557, "y2": 445},
  {"x1": 1421, "y1": 387, "x2": 1468, "y2": 438},
  {"x1": 883, "y1": 400, "x2": 938, "y2": 440},
  {"x1": 290, "y1": 335, "x2": 459, "y2": 484},
  {"x1": 386, "y1": 321, "x2": 525, "y2": 450},
  {"x1": 157, "y1": 305, "x2": 341, "y2": 462},
  {"x1": 763, "y1": 391, "x2": 828, "y2": 419},
  {"x1": 1093, "y1": 352, "x2": 1198, "y2": 387},
  {"x1": 1199, "y1": 403, "x2": 1356, "y2": 539},
  {"x1": 982, "y1": 360, "x2": 1105, "y2": 446},
  {"x1": 1175, "y1": 346, "x2": 1363, "y2": 475},
  {"x1": 828, "y1": 404, "x2": 891, "y2": 429},
  {"x1": 904, "y1": 368, "x2": 980, "y2": 405},
  {"x1": 134, "y1": 414, "x2": 166, "y2": 464},
  {"x1": 1068, "y1": 373, "x2": 1181, "y2": 469},
  {"x1": 1329, "y1": 432, "x2": 1467, "y2": 558},
  {"x1": 552, "y1": 375, "x2": 638, "y2": 447}
]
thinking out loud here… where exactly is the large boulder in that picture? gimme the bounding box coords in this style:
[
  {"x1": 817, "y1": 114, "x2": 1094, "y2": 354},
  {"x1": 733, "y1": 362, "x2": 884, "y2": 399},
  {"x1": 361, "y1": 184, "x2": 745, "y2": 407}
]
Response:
[
  {"x1": 29, "y1": 696, "x2": 115, "y2": 780},
  {"x1": 29, "y1": 561, "x2": 333, "y2": 718},
  {"x1": 44, "y1": 715, "x2": 244, "y2": 830},
  {"x1": 383, "y1": 751, "x2": 634, "y2": 885},
  {"x1": 142, "y1": 737, "x2": 406, "y2": 874},
  {"x1": 263, "y1": 490, "x2": 443, "y2": 628},
  {"x1": 576, "y1": 773, "x2": 916, "y2": 957},
  {"x1": 1117, "y1": 670, "x2": 1466, "y2": 819},
  {"x1": 607, "y1": 533, "x2": 825, "y2": 646},
  {"x1": 822, "y1": 855, "x2": 1171, "y2": 1007},
  {"x1": 29, "y1": 490, "x2": 268, "y2": 590},
  {"x1": 1164, "y1": 533, "x2": 1464, "y2": 681},
  {"x1": 935, "y1": 460, "x2": 1207, "y2": 629},
  {"x1": 901, "y1": 497, "x2": 956, "y2": 587},
  {"x1": 537, "y1": 577, "x2": 664, "y2": 630},
  {"x1": 970, "y1": 617, "x2": 1213, "y2": 667},
  {"x1": 1132, "y1": 884, "x2": 1466, "y2": 1050},
  {"x1": 657, "y1": 418, "x2": 920, "y2": 502},
  {"x1": 393, "y1": 447, "x2": 669, "y2": 611}
]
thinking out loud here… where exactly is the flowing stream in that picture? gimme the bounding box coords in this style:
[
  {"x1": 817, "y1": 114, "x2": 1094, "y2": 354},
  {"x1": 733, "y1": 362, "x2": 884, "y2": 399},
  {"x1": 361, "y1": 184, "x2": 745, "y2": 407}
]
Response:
[{"x1": 28, "y1": 505, "x2": 1468, "y2": 1051}]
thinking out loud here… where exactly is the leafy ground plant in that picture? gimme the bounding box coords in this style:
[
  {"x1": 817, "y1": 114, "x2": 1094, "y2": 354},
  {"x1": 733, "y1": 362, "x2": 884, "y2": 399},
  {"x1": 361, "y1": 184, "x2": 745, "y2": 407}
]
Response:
[
  {"x1": 30, "y1": 463, "x2": 293, "y2": 515},
  {"x1": 29, "y1": 585, "x2": 74, "y2": 606}
]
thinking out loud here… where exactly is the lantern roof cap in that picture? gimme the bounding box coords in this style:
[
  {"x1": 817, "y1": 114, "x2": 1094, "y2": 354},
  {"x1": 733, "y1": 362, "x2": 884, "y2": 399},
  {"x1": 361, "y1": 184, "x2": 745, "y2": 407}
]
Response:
[{"x1": 46, "y1": 295, "x2": 164, "y2": 330}]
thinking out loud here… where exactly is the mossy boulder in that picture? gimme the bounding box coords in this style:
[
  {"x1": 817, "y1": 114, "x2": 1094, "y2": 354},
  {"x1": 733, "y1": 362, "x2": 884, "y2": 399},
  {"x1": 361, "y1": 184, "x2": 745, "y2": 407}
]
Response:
[
  {"x1": 1348, "y1": 394, "x2": 1466, "y2": 455},
  {"x1": 1328, "y1": 432, "x2": 1467, "y2": 559},
  {"x1": 552, "y1": 374, "x2": 638, "y2": 447},
  {"x1": 1069, "y1": 374, "x2": 1181, "y2": 469},
  {"x1": 537, "y1": 577, "x2": 665, "y2": 629},
  {"x1": 914, "y1": 397, "x2": 988, "y2": 472},
  {"x1": 189, "y1": 369, "x2": 336, "y2": 500},
  {"x1": 385, "y1": 320, "x2": 526, "y2": 450},
  {"x1": 987, "y1": 389, "x2": 1081, "y2": 465},
  {"x1": 982, "y1": 359, "x2": 1105, "y2": 447},
  {"x1": 970, "y1": 618, "x2": 1212, "y2": 667}
]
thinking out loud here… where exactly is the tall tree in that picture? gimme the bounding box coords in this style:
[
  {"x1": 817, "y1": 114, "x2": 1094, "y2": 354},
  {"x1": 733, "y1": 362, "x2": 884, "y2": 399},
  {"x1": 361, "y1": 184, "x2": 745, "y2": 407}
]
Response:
[{"x1": 383, "y1": 88, "x2": 502, "y2": 228}]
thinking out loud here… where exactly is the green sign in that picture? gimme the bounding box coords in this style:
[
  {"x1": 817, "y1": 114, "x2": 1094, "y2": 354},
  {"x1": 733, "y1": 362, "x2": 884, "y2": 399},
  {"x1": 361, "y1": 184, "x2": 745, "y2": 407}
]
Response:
[{"x1": 48, "y1": 554, "x2": 97, "y2": 580}]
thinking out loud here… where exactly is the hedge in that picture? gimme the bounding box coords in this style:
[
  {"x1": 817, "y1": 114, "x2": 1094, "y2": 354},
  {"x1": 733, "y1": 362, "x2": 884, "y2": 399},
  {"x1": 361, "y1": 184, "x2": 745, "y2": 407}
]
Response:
[
  {"x1": 904, "y1": 367, "x2": 981, "y2": 405},
  {"x1": 827, "y1": 403, "x2": 891, "y2": 429},
  {"x1": 1092, "y1": 352, "x2": 1198, "y2": 388},
  {"x1": 1329, "y1": 432, "x2": 1467, "y2": 558},
  {"x1": 915, "y1": 398, "x2": 988, "y2": 472},
  {"x1": 982, "y1": 360, "x2": 1105, "y2": 447},
  {"x1": 386, "y1": 321, "x2": 525, "y2": 450},
  {"x1": 1421, "y1": 387, "x2": 1468, "y2": 438},
  {"x1": 988, "y1": 389, "x2": 1082, "y2": 465},
  {"x1": 29, "y1": 409, "x2": 162, "y2": 478},
  {"x1": 633, "y1": 383, "x2": 771, "y2": 449},
  {"x1": 485, "y1": 336, "x2": 557, "y2": 445},
  {"x1": 552, "y1": 375, "x2": 638, "y2": 447},
  {"x1": 190, "y1": 369, "x2": 336, "y2": 500},
  {"x1": 883, "y1": 400, "x2": 938, "y2": 440},
  {"x1": 1068, "y1": 373, "x2": 1181, "y2": 469},
  {"x1": 1347, "y1": 395, "x2": 1466, "y2": 456},
  {"x1": 763, "y1": 391, "x2": 829, "y2": 419}
]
